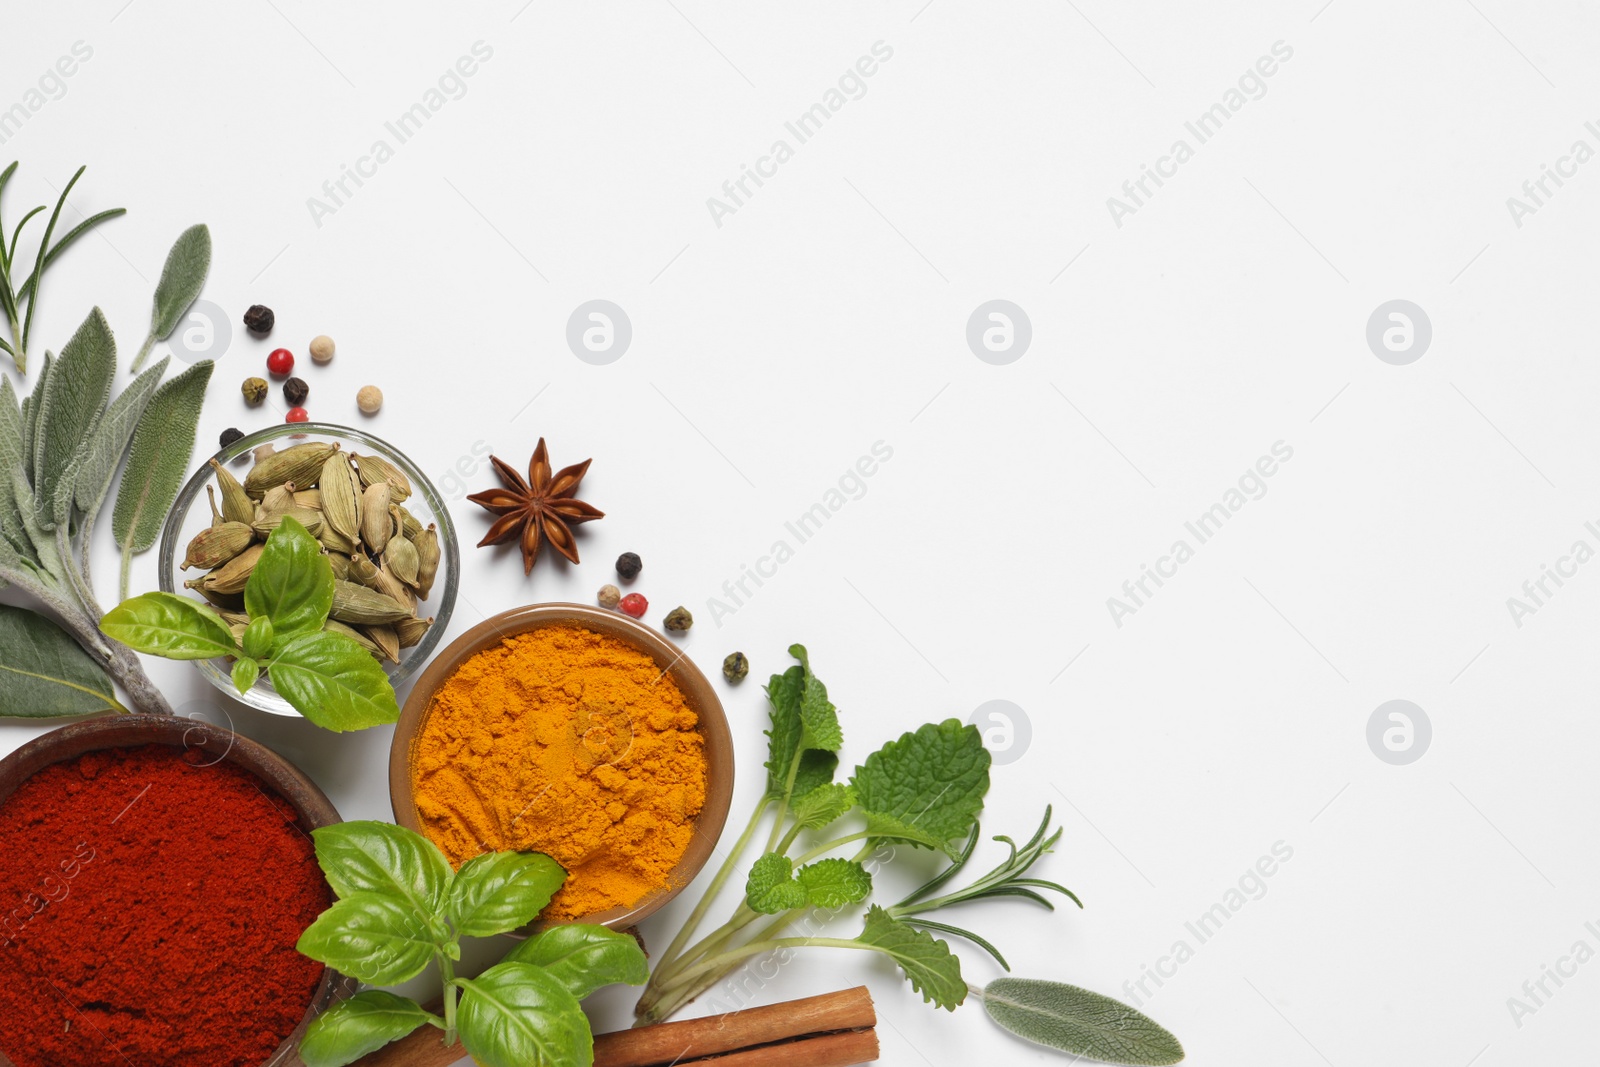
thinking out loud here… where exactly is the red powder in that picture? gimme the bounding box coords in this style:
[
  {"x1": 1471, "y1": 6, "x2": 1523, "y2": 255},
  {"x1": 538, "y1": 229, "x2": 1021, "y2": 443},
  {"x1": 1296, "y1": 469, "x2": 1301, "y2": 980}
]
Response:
[{"x1": 0, "y1": 744, "x2": 331, "y2": 1067}]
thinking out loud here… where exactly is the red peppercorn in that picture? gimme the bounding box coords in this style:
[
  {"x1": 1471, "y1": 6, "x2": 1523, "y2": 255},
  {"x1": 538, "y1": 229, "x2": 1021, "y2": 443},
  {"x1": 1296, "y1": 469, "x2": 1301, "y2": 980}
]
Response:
[
  {"x1": 285, "y1": 407, "x2": 309, "y2": 423},
  {"x1": 266, "y1": 348, "x2": 295, "y2": 376},
  {"x1": 618, "y1": 593, "x2": 648, "y2": 618}
]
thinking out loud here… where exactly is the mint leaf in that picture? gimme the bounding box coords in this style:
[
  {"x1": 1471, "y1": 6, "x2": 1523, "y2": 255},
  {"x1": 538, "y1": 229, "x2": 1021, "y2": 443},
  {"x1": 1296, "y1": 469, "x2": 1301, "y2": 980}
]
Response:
[
  {"x1": 298, "y1": 991, "x2": 435, "y2": 1067},
  {"x1": 447, "y1": 851, "x2": 565, "y2": 937},
  {"x1": 502, "y1": 924, "x2": 649, "y2": 999},
  {"x1": 853, "y1": 719, "x2": 990, "y2": 858},
  {"x1": 981, "y1": 978, "x2": 1185, "y2": 1066},
  {"x1": 456, "y1": 963, "x2": 591, "y2": 1067},
  {"x1": 793, "y1": 750, "x2": 839, "y2": 800},
  {"x1": 296, "y1": 892, "x2": 437, "y2": 985},
  {"x1": 856, "y1": 905, "x2": 965, "y2": 1010},
  {"x1": 246, "y1": 516, "x2": 334, "y2": 640},
  {"x1": 101, "y1": 591, "x2": 240, "y2": 660},
  {"x1": 790, "y1": 643, "x2": 842, "y2": 751},
  {"x1": 764, "y1": 650, "x2": 841, "y2": 803},
  {"x1": 744, "y1": 853, "x2": 808, "y2": 914},
  {"x1": 796, "y1": 858, "x2": 872, "y2": 908},
  {"x1": 763, "y1": 665, "x2": 805, "y2": 798},
  {"x1": 790, "y1": 783, "x2": 855, "y2": 831}
]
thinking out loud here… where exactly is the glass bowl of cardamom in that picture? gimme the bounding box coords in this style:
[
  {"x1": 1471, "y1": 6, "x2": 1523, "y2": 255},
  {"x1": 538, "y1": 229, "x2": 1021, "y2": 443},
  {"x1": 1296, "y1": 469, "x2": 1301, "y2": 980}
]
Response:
[{"x1": 156, "y1": 422, "x2": 460, "y2": 717}]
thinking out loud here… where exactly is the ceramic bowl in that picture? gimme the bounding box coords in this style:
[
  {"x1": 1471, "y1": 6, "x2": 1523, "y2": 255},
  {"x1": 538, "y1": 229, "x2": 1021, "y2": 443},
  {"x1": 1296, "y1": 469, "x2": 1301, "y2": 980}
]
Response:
[
  {"x1": 389, "y1": 603, "x2": 735, "y2": 931},
  {"x1": 0, "y1": 715, "x2": 354, "y2": 1067},
  {"x1": 156, "y1": 421, "x2": 460, "y2": 716}
]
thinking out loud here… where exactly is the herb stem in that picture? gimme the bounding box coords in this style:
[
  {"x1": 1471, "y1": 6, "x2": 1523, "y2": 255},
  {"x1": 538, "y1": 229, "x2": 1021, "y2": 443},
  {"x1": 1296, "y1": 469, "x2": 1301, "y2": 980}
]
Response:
[
  {"x1": 649, "y1": 797, "x2": 769, "y2": 980},
  {"x1": 439, "y1": 954, "x2": 458, "y2": 1046},
  {"x1": 762, "y1": 747, "x2": 805, "y2": 854}
]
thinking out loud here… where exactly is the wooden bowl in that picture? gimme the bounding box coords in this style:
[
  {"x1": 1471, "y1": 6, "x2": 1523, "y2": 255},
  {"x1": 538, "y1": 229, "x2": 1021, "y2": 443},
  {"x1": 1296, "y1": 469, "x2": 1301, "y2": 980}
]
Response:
[
  {"x1": 389, "y1": 603, "x2": 735, "y2": 931},
  {"x1": 0, "y1": 715, "x2": 354, "y2": 1067}
]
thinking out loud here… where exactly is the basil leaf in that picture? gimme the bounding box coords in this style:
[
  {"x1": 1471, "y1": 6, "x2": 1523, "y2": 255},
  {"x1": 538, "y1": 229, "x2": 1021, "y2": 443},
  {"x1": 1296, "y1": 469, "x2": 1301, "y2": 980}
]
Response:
[
  {"x1": 132, "y1": 223, "x2": 210, "y2": 372},
  {"x1": 981, "y1": 978, "x2": 1185, "y2": 1066},
  {"x1": 0, "y1": 604, "x2": 119, "y2": 717},
  {"x1": 744, "y1": 853, "x2": 808, "y2": 914},
  {"x1": 447, "y1": 851, "x2": 565, "y2": 937},
  {"x1": 856, "y1": 905, "x2": 965, "y2": 1010},
  {"x1": 456, "y1": 962, "x2": 590, "y2": 1067},
  {"x1": 69, "y1": 356, "x2": 167, "y2": 527},
  {"x1": 242, "y1": 616, "x2": 274, "y2": 660},
  {"x1": 100, "y1": 591, "x2": 240, "y2": 660},
  {"x1": 112, "y1": 359, "x2": 212, "y2": 599},
  {"x1": 295, "y1": 891, "x2": 437, "y2": 985},
  {"x1": 501, "y1": 924, "x2": 649, "y2": 999},
  {"x1": 231, "y1": 657, "x2": 260, "y2": 693},
  {"x1": 853, "y1": 719, "x2": 991, "y2": 858},
  {"x1": 311, "y1": 821, "x2": 452, "y2": 919},
  {"x1": 245, "y1": 517, "x2": 333, "y2": 640},
  {"x1": 298, "y1": 991, "x2": 436, "y2": 1067},
  {"x1": 32, "y1": 307, "x2": 115, "y2": 528},
  {"x1": 796, "y1": 858, "x2": 872, "y2": 908},
  {"x1": 790, "y1": 783, "x2": 855, "y2": 831},
  {"x1": 267, "y1": 629, "x2": 400, "y2": 731}
]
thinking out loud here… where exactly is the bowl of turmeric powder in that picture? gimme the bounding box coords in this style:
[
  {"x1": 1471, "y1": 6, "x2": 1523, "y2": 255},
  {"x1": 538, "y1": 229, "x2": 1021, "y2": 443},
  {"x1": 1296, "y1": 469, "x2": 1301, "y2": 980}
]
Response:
[{"x1": 389, "y1": 603, "x2": 734, "y2": 931}]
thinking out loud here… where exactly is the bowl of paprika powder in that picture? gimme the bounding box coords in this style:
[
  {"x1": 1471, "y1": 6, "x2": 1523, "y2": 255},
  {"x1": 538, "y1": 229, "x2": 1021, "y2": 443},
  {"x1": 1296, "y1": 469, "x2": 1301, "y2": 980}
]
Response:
[{"x1": 0, "y1": 715, "x2": 355, "y2": 1067}]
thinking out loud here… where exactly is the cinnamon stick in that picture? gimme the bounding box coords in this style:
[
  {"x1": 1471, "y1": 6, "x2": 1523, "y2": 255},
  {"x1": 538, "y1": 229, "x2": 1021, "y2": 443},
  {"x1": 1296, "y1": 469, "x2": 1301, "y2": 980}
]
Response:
[{"x1": 348, "y1": 986, "x2": 877, "y2": 1067}]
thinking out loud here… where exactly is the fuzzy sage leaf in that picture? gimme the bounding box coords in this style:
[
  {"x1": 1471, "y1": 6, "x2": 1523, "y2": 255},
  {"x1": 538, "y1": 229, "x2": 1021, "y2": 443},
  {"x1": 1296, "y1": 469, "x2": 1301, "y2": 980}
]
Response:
[
  {"x1": 132, "y1": 223, "x2": 210, "y2": 372},
  {"x1": 32, "y1": 307, "x2": 115, "y2": 528},
  {"x1": 111, "y1": 358, "x2": 212, "y2": 599},
  {"x1": 0, "y1": 604, "x2": 124, "y2": 717},
  {"x1": 980, "y1": 979, "x2": 1185, "y2": 1065},
  {"x1": 70, "y1": 356, "x2": 168, "y2": 527}
]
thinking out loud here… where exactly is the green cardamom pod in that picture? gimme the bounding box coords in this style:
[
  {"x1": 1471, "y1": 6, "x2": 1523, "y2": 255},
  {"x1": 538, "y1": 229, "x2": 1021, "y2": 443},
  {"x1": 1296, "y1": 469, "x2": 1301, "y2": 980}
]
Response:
[
  {"x1": 396, "y1": 614, "x2": 432, "y2": 648},
  {"x1": 384, "y1": 535, "x2": 420, "y2": 587},
  {"x1": 330, "y1": 580, "x2": 413, "y2": 625},
  {"x1": 354, "y1": 453, "x2": 412, "y2": 502},
  {"x1": 361, "y1": 482, "x2": 392, "y2": 553},
  {"x1": 324, "y1": 618, "x2": 382, "y2": 657},
  {"x1": 318, "y1": 525, "x2": 357, "y2": 555},
  {"x1": 253, "y1": 506, "x2": 323, "y2": 539},
  {"x1": 363, "y1": 623, "x2": 401, "y2": 664},
  {"x1": 209, "y1": 459, "x2": 256, "y2": 525},
  {"x1": 393, "y1": 504, "x2": 422, "y2": 540},
  {"x1": 187, "y1": 543, "x2": 265, "y2": 595},
  {"x1": 320, "y1": 452, "x2": 362, "y2": 542},
  {"x1": 325, "y1": 551, "x2": 351, "y2": 581},
  {"x1": 414, "y1": 525, "x2": 440, "y2": 599},
  {"x1": 181, "y1": 521, "x2": 255, "y2": 571},
  {"x1": 244, "y1": 441, "x2": 338, "y2": 495},
  {"x1": 293, "y1": 488, "x2": 322, "y2": 510}
]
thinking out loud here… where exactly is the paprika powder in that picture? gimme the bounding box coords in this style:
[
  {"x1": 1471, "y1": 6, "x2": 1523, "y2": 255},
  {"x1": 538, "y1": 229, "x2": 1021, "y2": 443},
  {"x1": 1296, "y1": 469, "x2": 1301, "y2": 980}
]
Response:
[{"x1": 0, "y1": 744, "x2": 330, "y2": 1067}]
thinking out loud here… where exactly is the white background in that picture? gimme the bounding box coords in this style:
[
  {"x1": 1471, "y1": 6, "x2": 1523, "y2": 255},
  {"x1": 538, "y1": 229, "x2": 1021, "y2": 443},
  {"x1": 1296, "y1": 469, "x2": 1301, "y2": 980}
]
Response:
[{"x1": 4, "y1": 1, "x2": 1599, "y2": 1064}]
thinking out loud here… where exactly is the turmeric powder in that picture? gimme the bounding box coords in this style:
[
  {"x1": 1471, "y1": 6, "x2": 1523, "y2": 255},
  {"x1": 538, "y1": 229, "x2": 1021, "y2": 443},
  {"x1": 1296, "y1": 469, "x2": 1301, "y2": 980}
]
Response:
[{"x1": 410, "y1": 624, "x2": 708, "y2": 920}]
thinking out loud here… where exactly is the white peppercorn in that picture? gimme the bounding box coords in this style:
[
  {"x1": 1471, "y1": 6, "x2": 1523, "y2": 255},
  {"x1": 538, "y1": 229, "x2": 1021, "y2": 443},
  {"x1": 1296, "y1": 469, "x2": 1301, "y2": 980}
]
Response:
[
  {"x1": 310, "y1": 335, "x2": 335, "y2": 364},
  {"x1": 356, "y1": 385, "x2": 383, "y2": 415}
]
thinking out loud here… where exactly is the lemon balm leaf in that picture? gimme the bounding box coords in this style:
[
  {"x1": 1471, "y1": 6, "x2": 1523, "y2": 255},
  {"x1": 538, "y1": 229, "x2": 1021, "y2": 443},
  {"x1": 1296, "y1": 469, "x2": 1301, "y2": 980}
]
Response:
[{"x1": 853, "y1": 719, "x2": 990, "y2": 857}]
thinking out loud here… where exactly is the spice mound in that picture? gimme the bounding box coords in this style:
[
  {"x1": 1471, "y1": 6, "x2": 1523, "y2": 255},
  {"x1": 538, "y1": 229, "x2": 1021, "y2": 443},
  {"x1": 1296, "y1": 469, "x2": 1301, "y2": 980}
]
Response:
[
  {"x1": 412, "y1": 624, "x2": 708, "y2": 920},
  {"x1": 0, "y1": 744, "x2": 330, "y2": 1067}
]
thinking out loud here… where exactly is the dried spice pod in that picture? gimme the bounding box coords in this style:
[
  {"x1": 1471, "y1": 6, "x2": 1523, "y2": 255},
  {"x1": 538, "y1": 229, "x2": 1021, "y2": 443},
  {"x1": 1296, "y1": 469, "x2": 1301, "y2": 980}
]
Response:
[
  {"x1": 209, "y1": 459, "x2": 255, "y2": 525},
  {"x1": 204, "y1": 485, "x2": 224, "y2": 526},
  {"x1": 393, "y1": 504, "x2": 422, "y2": 541},
  {"x1": 363, "y1": 624, "x2": 401, "y2": 664},
  {"x1": 354, "y1": 453, "x2": 411, "y2": 501},
  {"x1": 317, "y1": 525, "x2": 357, "y2": 555},
  {"x1": 371, "y1": 564, "x2": 415, "y2": 612},
  {"x1": 384, "y1": 535, "x2": 420, "y2": 587},
  {"x1": 320, "y1": 452, "x2": 363, "y2": 542},
  {"x1": 361, "y1": 482, "x2": 393, "y2": 553},
  {"x1": 395, "y1": 615, "x2": 432, "y2": 648},
  {"x1": 181, "y1": 522, "x2": 254, "y2": 571},
  {"x1": 346, "y1": 552, "x2": 381, "y2": 587},
  {"x1": 330, "y1": 580, "x2": 413, "y2": 625},
  {"x1": 256, "y1": 483, "x2": 296, "y2": 519},
  {"x1": 253, "y1": 506, "x2": 323, "y2": 540},
  {"x1": 191, "y1": 585, "x2": 245, "y2": 612},
  {"x1": 413, "y1": 526, "x2": 440, "y2": 599},
  {"x1": 244, "y1": 441, "x2": 338, "y2": 495},
  {"x1": 324, "y1": 619, "x2": 382, "y2": 656},
  {"x1": 292, "y1": 488, "x2": 322, "y2": 509},
  {"x1": 185, "y1": 544, "x2": 264, "y2": 595}
]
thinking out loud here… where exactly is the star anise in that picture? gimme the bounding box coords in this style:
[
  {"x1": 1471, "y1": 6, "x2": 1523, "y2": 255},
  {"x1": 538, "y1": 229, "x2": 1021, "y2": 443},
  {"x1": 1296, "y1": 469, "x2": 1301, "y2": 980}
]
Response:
[{"x1": 467, "y1": 439, "x2": 603, "y2": 573}]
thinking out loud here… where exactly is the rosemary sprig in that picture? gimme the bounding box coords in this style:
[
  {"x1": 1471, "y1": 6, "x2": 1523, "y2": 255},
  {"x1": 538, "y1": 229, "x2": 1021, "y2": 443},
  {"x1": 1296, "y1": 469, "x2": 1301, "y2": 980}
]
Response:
[{"x1": 0, "y1": 162, "x2": 125, "y2": 374}]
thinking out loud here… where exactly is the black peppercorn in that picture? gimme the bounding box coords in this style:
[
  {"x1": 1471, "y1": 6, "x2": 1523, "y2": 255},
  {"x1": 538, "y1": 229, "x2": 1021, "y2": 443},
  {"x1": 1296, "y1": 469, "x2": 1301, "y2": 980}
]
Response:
[
  {"x1": 243, "y1": 305, "x2": 274, "y2": 334},
  {"x1": 219, "y1": 427, "x2": 244, "y2": 449},
  {"x1": 722, "y1": 651, "x2": 749, "y2": 684},
  {"x1": 283, "y1": 377, "x2": 309, "y2": 406},
  {"x1": 616, "y1": 552, "x2": 642, "y2": 580}
]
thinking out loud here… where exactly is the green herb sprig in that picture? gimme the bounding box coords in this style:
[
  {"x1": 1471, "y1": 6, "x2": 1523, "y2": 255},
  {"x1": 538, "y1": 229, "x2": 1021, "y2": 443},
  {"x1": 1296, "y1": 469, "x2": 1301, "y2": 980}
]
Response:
[
  {"x1": 293, "y1": 821, "x2": 648, "y2": 1067},
  {"x1": 0, "y1": 162, "x2": 124, "y2": 374},
  {"x1": 635, "y1": 646, "x2": 1184, "y2": 1065},
  {"x1": 102, "y1": 517, "x2": 400, "y2": 731}
]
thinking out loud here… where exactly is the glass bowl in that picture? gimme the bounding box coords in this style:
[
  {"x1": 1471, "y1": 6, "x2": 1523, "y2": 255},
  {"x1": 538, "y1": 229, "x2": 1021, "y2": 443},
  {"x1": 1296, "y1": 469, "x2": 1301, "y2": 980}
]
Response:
[{"x1": 157, "y1": 422, "x2": 460, "y2": 717}]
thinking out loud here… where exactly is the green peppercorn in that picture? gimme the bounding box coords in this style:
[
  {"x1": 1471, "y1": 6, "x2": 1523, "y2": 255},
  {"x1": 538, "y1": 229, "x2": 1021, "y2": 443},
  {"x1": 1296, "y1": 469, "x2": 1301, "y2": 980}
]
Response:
[
  {"x1": 722, "y1": 651, "x2": 748, "y2": 683},
  {"x1": 242, "y1": 377, "x2": 268, "y2": 406},
  {"x1": 664, "y1": 605, "x2": 693, "y2": 632}
]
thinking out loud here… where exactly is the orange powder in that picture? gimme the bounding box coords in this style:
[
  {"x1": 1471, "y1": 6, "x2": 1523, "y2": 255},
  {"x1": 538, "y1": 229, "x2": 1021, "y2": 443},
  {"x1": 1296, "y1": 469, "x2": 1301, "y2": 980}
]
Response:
[{"x1": 410, "y1": 624, "x2": 707, "y2": 920}]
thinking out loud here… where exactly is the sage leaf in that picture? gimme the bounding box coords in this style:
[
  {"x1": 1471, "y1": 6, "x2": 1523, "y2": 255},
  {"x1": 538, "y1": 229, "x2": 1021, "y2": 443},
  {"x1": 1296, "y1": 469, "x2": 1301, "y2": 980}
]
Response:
[
  {"x1": 71, "y1": 356, "x2": 168, "y2": 526},
  {"x1": 267, "y1": 629, "x2": 401, "y2": 731},
  {"x1": 0, "y1": 378, "x2": 34, "y2": 561},
  {"x1": 456, "y1": 962, "x2": 590, "y2": 1067},
  {"x1": 245, "y1": 517, "x2": 333, "y2": 641},
  {"x1": 853, "y1": 719, "x2": 991, "y2": 858},
  {"x1": 0, "y1": 604, "x2": 121, "y2": 717},
  {"x1": 744, "y1": 853, "x2": 808, "y2": 914},
  {"x1": 856, "y1": 905, "x2": 966, "y2": 1010},
  {"x1": 981, "y1": 979, "x2": 1185, "y2": 1066},
  {"x1": 501, "y1": 924, "x2": 649, "y2": 999},
  {"x1": 20, "y1": 350, "x2": 49, "y2": 481},
  {"x1": 33, "y1": 307, "x2": 115, "y2": 526},
  {"x1": 132, "y1": 223, "x2": 210, "y2": 371},
  {"x1": 310, "y1": 821, "x2": 452, "y2": 919},
  {"x1": 298, "y1": 991, "x2": 435, "y2": 1067},
  {"x1": 112, "y1": 359, "x2": 212, "y2": 599},
  {"x1": 796, "y1": 858, "x2": 872, "y2": 908},
  {"x1": 447, "y1": 851, "x2": 566, "y2": 938},
  {"x1": 100, "y1": 591, "x2": 240, "y2": 660},
  {"x1": 295, "y1": 891, "x2": 436, "y2": 985}
]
